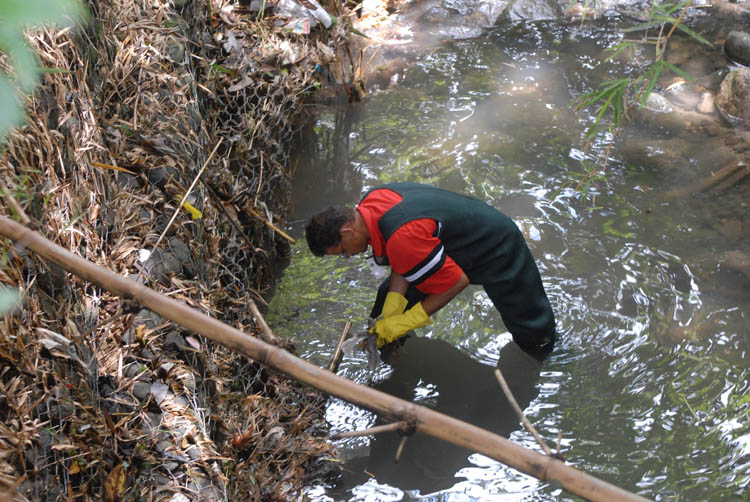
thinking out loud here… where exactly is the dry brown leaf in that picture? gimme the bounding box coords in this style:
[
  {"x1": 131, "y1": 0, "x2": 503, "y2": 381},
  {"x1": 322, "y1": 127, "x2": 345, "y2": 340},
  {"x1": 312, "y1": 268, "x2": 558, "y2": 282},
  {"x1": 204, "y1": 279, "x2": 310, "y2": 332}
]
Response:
[
  {"x1": 68, "y1": 460, "x2": 80, "y2": 475},
  {"x1": 103, "y1": 463, "x2": 126, "y2": 502}
]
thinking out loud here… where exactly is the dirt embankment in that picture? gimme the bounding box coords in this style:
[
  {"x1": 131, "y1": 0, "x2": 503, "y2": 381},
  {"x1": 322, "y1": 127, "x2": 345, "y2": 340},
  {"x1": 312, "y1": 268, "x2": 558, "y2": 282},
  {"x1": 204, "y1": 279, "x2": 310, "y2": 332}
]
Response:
[{"x1": 0, "y1": 0, "x2": 360, "y2": 500}]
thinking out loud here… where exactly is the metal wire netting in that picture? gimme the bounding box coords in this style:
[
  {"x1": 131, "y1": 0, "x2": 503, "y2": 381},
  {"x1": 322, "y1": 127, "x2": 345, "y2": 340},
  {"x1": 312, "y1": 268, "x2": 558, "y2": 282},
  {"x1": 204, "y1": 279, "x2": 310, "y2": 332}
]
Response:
[{"x1": 0, "y1": 0, "x2": 343, "y2": 500}]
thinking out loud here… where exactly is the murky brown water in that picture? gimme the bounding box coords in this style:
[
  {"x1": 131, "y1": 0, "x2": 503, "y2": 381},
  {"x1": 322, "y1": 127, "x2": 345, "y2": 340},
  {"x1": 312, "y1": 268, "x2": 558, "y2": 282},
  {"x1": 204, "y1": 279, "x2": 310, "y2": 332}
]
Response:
[{"x1": 268, "y1": 11, "x2": 749, "y2": 502}]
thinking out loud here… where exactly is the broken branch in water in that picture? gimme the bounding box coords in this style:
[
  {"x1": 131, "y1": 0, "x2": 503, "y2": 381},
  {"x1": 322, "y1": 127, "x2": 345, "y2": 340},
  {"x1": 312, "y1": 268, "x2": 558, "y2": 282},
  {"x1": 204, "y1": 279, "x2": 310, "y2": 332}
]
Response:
[
  {"x1": 663, "y1": 161, "x2": 745, "y2": 199},
  {"x1": 495, "y1": 368, "x2": 552, "y2": 456},
  {"x1": 395, "y1": 435, "x2": 409, "y2": 463},
  {"x1": 331, "y1": 419, "x2": 416, "y2": 464},
  {"x1": 329, "y1": 421, "x2": 408, "y2": 440},
  {"x1": 328, "y1": 321, "x2": 352, "y2": 372}
]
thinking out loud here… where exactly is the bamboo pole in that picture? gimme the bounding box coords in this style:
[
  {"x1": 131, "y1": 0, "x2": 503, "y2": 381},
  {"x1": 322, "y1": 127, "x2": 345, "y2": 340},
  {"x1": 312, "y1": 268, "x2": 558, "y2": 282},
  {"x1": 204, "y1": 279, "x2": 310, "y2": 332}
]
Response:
[{"x1": 0, "y1": 216, "x2": 651, "y2": 502}]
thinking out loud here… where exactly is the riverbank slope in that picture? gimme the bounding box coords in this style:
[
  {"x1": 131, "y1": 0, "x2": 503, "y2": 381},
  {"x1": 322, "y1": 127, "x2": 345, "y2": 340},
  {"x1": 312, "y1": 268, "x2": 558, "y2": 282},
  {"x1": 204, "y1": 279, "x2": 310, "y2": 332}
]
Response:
[{"x1": 0, "y1": 0, "x2": 357, "y2": 500}]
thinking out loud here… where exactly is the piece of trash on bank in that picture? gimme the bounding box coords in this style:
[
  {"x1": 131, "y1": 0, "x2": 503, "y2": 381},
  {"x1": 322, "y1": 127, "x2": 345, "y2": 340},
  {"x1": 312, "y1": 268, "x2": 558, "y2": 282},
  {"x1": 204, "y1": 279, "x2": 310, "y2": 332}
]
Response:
[
  {"x1": 284, "y1": 18, "x2": 312, "y2": 35},
  {"x1": 275, "y1": 0, "x2": 334, "y2": 29},
  {"x1": 175, "y1": 194, "x2": 203, "y2": 220}
]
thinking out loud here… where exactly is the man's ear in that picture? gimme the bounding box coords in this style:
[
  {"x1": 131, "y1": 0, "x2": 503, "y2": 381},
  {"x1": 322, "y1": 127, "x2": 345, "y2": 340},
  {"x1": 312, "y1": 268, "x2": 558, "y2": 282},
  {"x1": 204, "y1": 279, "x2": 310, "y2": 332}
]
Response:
[{"x1": 340, "y1": 222, "x2": 354, "y2": 234}]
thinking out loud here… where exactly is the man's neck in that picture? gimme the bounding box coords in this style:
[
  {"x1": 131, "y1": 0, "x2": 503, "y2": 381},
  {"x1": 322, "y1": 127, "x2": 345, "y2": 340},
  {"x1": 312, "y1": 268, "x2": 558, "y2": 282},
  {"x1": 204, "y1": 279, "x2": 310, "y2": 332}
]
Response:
[{"x1": 353, "y1": 209, "x2": 370, "y2": 241}]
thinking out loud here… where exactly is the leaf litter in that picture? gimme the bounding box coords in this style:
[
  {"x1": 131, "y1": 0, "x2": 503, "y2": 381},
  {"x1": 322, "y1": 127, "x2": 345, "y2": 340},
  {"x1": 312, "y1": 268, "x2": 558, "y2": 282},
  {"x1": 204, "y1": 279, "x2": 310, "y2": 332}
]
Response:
[{"x1": 0, "y1": 0, "x2": 373, "y2": 499}]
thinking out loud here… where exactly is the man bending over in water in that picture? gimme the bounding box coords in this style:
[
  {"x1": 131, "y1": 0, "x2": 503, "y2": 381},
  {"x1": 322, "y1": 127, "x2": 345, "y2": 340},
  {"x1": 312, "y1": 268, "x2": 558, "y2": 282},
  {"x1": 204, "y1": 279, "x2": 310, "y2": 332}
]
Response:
[{"x1": 305, "y1": 182, "x2": 556, "y2": 361}]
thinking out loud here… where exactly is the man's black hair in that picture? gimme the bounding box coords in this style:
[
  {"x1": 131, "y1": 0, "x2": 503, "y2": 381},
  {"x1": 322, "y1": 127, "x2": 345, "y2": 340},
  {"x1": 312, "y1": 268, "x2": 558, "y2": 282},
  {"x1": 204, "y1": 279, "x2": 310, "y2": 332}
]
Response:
[{"x1": 305, "y1": 206, "x2": 355, "y2": 256}]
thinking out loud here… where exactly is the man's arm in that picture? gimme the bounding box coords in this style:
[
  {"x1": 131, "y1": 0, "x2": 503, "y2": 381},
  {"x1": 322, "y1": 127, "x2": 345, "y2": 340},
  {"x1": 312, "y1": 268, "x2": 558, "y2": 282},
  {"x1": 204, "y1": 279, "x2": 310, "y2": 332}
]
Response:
[
  {"x1": 422, "y1": 271, "x2": 469, "y2": 315},
  {"x1": 389, "y1": 270, "x2": 469, "y2": 316}
]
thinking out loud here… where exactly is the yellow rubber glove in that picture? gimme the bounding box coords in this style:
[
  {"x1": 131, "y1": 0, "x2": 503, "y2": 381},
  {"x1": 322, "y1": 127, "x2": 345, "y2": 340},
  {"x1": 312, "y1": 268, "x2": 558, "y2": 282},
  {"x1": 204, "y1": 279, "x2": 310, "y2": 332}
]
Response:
[
  {"x1": 372, "y1": 302, "x2": 431, "y2": 348},
  {"x1": 380, "y1": 291, "x2": 408, "y2": 318}
]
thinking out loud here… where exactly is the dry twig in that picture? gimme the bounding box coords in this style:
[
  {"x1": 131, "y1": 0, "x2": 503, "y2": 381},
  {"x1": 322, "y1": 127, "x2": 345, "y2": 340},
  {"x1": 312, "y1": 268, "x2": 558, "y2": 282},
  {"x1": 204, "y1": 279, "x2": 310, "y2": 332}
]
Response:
[
  {"x1": 495, "y1": 368, "x2": 552, "y2": 456},
  {"x1": 330, "y1": 421, "x2": 407, "y2": 440},
  {"x1": 137, "y1": 138, "x2": 223, "y2": 283},
  {"x1": 328, "y1": 320, "x2": 352, "y2": 372}
]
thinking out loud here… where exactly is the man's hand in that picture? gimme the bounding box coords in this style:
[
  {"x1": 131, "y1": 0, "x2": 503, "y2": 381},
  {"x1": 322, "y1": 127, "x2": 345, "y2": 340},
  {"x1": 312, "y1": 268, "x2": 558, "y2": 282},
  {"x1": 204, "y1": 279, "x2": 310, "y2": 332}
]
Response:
[
  {"x1": 371, "y1": 302, "x2": 431, "y2": 348},
  {"x1": 381, "y1": 291, "x2": 408, "y2": 317}
]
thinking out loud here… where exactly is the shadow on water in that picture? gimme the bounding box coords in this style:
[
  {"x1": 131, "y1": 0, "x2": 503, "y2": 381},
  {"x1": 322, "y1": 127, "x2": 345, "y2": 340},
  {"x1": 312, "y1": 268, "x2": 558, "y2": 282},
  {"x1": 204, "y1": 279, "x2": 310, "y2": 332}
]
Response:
[{"x1": 331, "y1": 338, "x2": 542, "y2": 496}]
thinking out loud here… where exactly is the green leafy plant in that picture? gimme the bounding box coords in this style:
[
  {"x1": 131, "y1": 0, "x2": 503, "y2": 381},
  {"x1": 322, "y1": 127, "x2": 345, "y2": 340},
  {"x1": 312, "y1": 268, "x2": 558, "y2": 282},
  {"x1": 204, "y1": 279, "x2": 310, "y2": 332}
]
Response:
[
  {"x1": 0, "y1": 0, "x2": 88, "y2": 143},
  {"x1": 577, "y1": 0, "x2": 711, "y2": 136},
  {"x1": 0, "y1": 286, "x2": 20, "y2": 316},
  {"x1": 573, "y1": 0, "x2": 712, "y2": 189}
]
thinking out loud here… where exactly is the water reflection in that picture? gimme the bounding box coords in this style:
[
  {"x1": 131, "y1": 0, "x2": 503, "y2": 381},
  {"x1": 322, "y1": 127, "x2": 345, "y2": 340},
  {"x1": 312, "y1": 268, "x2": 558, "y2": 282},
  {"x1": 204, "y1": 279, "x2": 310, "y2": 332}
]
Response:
[
  {"x1": 270, "y1": 7, "x2": 750, "y2": 500},
  {"x1": 332, "y1": 339, "x2": 542, "y2": 496}
]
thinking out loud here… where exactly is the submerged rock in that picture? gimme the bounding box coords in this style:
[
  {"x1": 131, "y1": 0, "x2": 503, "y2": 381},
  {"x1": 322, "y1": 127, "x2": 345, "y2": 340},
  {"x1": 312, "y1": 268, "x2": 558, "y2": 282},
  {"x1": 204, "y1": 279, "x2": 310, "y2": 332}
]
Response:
[
  {"x1": 715, "y1": 68, "x2": 750, "y2": 127},
  {"x1": 724, "y1": 30, "x2": 750, "y2": 67}
]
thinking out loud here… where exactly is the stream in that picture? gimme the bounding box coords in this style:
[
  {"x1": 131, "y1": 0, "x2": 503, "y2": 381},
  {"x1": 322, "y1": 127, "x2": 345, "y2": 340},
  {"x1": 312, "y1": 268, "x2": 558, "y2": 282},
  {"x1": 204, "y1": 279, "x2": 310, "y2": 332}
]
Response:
[{"x1": 267, "y1": 4, "x2": 749, "y2": 501}]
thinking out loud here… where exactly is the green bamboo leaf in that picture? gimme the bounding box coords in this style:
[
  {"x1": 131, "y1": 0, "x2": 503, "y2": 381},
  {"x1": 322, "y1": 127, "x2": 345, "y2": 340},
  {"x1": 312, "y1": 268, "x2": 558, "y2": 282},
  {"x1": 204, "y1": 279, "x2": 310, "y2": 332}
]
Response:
[
  {"x1": 0, "y1": 31, "x2": 41, "y2": 91},
  {"x1": 605, "y1": 42, "x2": 636, "y2": 62},
  {"x1": 0, "y1": 0, "x2": 87, "y2": 26},
  {"x1": 650, "y1": 13, "x2": 680, "y2": 24},
  {"x1": 0, "y1": 0, "x2": 87, "y2": 143},
  {"x1": 613, "y1": 85, "x2": 625, "y2": 126},
  {"x1": 596, "y1": 91, "x2": 615, "y2": 122},
  {"x1": 40, "y1": 67, "x2": 72, "y2": 74},
  {"x1": 675, "y1": 23, "x2": 712, "y2": 46},
  {"x1": 661, "y1": 1, "x2": 686, "y2": 15},
  {"x1": 0, "y1": 75, "x2": 24, "y2": 140},
  {"x1": 640, "y1": 61, "x2": 663, "y2": 104},
  {"x1": 663, "y1": 61, "x2": 693, "y2": 81}
]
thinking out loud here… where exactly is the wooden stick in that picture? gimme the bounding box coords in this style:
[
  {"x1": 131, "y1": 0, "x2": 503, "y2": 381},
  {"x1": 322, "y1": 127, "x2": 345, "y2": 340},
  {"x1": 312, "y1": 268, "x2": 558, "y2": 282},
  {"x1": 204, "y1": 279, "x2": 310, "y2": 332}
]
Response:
[
  {"x1": 330, "y1": 421, "x2": 405, "y2": 440},
  {"x1": 138, "y1": 138, "x2": 223, "y2": 283},
  {"x1": 663, "y1": 162, "x2": 741, "y2": 199},
  {"x1": 328, "y1": 321, "x2": 352, "y2": 372},
  {"x1": 0, "y1": 216, "x2": 652, "y2": 502},
  {"x1": 246, "y1": 207, "x2": 296, "y2": 244},
  {"x1": 495, "y1": 368, "x2": 552, "y2": 456},
  {"x1": 248, "y1": 299, "x2": 281, "y2": 345},
  {"x1": 395, "y1": 435, "x2": 409, "y2": 463}
]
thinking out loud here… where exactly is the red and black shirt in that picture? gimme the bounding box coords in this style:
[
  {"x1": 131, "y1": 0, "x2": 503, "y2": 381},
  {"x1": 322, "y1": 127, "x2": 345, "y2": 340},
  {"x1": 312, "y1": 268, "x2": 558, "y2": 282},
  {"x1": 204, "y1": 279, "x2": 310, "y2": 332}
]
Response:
[{"x1": 356, "y1": 187, "x2": 464, "y2": 295}]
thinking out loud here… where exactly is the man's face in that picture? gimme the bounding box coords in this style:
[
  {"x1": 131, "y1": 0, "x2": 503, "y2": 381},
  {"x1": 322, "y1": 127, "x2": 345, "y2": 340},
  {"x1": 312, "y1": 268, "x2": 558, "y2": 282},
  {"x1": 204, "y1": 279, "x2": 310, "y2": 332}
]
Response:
[{"x1": 325, "y1": 223, "x2": 367, "y2": 258}]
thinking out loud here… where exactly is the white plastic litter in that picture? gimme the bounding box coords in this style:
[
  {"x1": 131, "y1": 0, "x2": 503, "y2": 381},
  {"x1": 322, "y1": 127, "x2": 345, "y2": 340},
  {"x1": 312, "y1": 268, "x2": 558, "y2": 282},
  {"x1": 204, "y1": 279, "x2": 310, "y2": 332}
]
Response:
[{"x1": 276, "y1": 0, "x2": 333, "y2": 29}]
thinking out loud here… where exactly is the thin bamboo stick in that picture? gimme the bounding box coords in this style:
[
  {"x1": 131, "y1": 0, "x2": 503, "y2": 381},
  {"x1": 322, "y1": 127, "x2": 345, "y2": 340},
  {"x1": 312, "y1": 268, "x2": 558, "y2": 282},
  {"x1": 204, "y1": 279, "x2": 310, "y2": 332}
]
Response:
[
  {"x1": 248, "y1": 299, "x2": 281, "y2": 345},
  {"x1": 246, "y1": 207, "x2": 296, "y2": 244},
  {"x1": 495, "y1": 368, "x2": 552, "y2": 456},
  {"x1": 328, "y1": 320, "x2": 352, "y2": 372},
  {"x1": 330, "y1": 421, "x2": 404, "y2": 440},
  {"x1": 0, "y1": 216, "x2": 651, "y2": 502}
]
